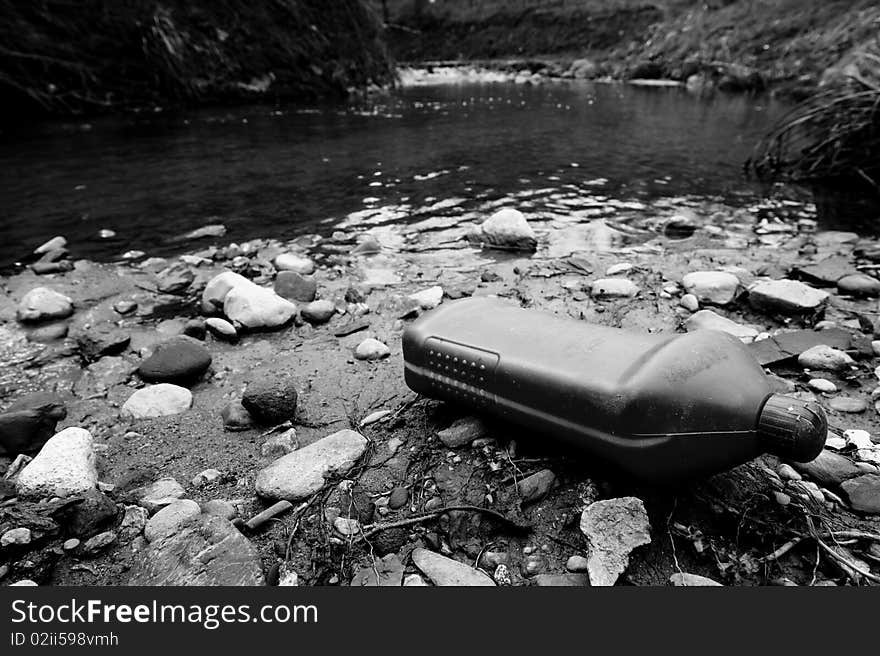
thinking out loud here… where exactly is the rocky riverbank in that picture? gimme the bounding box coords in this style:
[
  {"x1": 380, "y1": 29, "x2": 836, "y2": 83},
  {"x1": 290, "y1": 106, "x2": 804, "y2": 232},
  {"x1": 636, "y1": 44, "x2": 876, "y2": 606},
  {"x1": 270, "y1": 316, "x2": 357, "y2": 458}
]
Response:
[{"x1": 2, "y1": 201, "x2": 880, "y2": 586}]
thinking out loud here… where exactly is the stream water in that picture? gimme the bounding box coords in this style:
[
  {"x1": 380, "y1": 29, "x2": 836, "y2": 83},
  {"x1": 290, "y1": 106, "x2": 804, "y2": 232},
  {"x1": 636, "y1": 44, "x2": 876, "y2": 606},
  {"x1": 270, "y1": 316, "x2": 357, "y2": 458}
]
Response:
[{"x1": 0, "y1": 79, "x2": 828, "y2": 266}]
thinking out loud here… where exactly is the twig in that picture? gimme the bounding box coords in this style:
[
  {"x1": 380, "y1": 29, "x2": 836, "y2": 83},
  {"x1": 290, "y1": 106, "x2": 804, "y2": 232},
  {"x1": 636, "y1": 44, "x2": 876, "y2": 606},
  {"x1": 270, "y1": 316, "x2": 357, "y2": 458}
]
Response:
[{"x1": 360, "y1": 504, "x2": 530, "y2": 539}]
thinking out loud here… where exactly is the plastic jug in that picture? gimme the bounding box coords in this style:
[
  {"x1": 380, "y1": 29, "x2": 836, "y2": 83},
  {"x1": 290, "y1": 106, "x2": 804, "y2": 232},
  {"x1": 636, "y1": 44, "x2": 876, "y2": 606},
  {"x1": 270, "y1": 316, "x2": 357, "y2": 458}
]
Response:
[{"x1": 402, "y1": 297, "x2": 826, "y2": 480}]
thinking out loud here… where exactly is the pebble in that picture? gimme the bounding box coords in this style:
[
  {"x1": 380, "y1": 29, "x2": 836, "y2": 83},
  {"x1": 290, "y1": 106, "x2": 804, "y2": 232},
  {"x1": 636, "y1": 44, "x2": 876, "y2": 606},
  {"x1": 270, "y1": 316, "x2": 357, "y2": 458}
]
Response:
[
  {"x1": 191, "y1": 469, "x2": 222, "y2": 487},
  {"x1": 808, "y1": 378, "x2": 837, "y2": 393},
  {"x1": 129, "y1": 478, "x2": 185, "y2": 513},
  {"x1": 241, "y1": 371, "x2": 299, "y2": 424},
  {"x1": 681, "y1": 271, "x2": 740, "y2": 305},
  {"x1": 220, "y1": 400, "x2": 254, "y2": 431},
  {"x1": 201, "y1": 499, "x2": 237, "y2": 521},
  {"x1": 16, "y1": 287, "x2": 74, "y2": 322},
  {"x1": 403, "y1": 573, "x2": 429, "y2": 586},
  {"x1": 273, "y1": 253, "x2": 315, "y2": 275},
  {"x1": 565, "y1": 555, "x2": 590, "y2": 572},
  {"x1": 260, "y1": 429, "x2": 297, "y2": 458},
  {"x1": 360, "y1": 410, "x2": 391, "y2": 427},
  {"x1": 205, "y1": 317, "x2": 237, "y2": 341},
  {"x1": 679, "y1": 293, "x2": 699, "y2": 312},
  {"x1": 748, "y1": 279, "x2": 829, "y2": 314},
  {"x1": 137, "y1": 336, "x2": 212, "y2": 385},
  {"x1": 256, "y1": 429, "x2": 368, "y2": 501},
  {"x1": 606, "y1": 262, "x2": 633, "y2": 276},
  {"x1": 388, "y1": 486, "x2": 408, "y2": 509},
  {"x1": 274, "y1": 271, "x2": 317, "y2": 302},
  {"x1": 122, "y1": 384, "x2": 192, "y2": 418},
  {"x1": 437, "y1": 416, "x2": 488, "y2": 448},
  {"x1": 773, "y1": 491, "x2": 791, "y2": 506},
  {"x1": 301, "y1": 299, "x2": 336, "y2": 324},
  {"x1": 62, "y1": 538, "x2": 81, "y2": 551},
  {"x1": 16, "y1": 427, "x2": 97, "y2": 499},
  {"x1": 475, "y1": 208, "x2": 537, "y2": 251},
  {"x1": 873, "y1": 340, "x2": 880, "y2": 357},
  {"x1": 493, "y1": 564, "x2": 512, "y2": 585},
  {"x1": 34, "y1": 236, "x2": 67, "y2": 254},
  {"x1": 333, "y1": 517, "x2": 361, "y2": 536},
  {"x1": 776, "y1": 463, "x2": 802, "y2": 481},
  {"x1": 119, "y1": 505, "x2": 149, "y2": 539},
  {"x1": 145, "y1": 500, "x2": 202, "y2": 542},
  {"x1": 355, "y1": 338, "x2": 390, "y2": 360},
  {"x1": 579, "y1": 496, "x2": 651, "y2": 586},
  {"x1": 81, "y1": 531, "x2": 116, "y2": 556},
  {"x1": 837, "y1": 273, "x2": 880, "y2": 297},
  {"x1": 684, "y1": 309, "x2": 758, "y2": 341},
  {"x1": 409, "y1": 286, "x2": 444, "y2": 310},
  {"x1": 590, "y1": 278, "x2": 639, "y2": 299},
  {"x1": 790, "y1": 449, "x2": 864, "y2": 486},
  {"x1": 797, "y1": 345, "x2": 855, "y2": 372},
  {"x1": 516, "y1": 469, "x2": 556, "y2": 504},
  {"x1": 1, "y1": 527, "x2": 32, "y2": 547}
]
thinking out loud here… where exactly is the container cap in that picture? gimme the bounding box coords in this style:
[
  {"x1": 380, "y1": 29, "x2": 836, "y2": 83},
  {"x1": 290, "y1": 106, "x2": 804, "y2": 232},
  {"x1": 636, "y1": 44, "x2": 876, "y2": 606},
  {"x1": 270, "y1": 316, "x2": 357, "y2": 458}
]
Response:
[{"x1": 757, "y1": 394, "x2": 827, "y2": 462}]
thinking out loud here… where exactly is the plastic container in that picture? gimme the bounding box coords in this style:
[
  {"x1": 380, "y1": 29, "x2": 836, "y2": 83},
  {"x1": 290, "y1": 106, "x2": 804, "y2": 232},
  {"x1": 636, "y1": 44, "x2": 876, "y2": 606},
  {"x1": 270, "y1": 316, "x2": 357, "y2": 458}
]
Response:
[{"x1": 402, "y1": 297, "x2": 826, "y2": 481}]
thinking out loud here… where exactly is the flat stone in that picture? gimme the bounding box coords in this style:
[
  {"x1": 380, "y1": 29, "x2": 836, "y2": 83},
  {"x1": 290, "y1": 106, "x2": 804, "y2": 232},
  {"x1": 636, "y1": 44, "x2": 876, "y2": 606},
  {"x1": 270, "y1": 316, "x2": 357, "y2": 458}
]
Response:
[
  {"x1": 534, "y1": 573, "x2": 588, "y2": 586},
  {"x1": 81, "y1": 531, "x2": 116, "y2": 556},
  {"x1": 273, "y1": 253, "x2": 315, "y2": 275},
  {"x1": 255, "y1": 429, "x2": 368, "y2": 501},
  {"x1": 260, "y1": 429, "x2": 297, "y2": 458},
  {"x1": 138, "y1": 336, "x2": 212, "y2": 385},
  {"x1": 681, "y1": 271, "x2": 740, "y2": 305},
  {"x1": 748, "y1": 279, "x2": 829, "y2": 314},
  {"x1": 1, "y1": 527, "x2": 32, "y2": 547},
  {"x1": 579, "y1": 496, "x2": 651, "y2": 586},
  {"x1": 798, "y1": 345, "x2": 854, "y2": 372},
  {"x1": 17, "y1": 287, "x2": 74, "y2": 323},
  {"x1": 122, "y1": 384, "x2": 192, "y2": 418},
  {"x1": 75, "y1": 326, "x2": 130, "y2": 363},
  {"x1": 130, "y1": 514, "x2": 264, "y2": 585},
  {"x1": 387, "y1": 486, "x2": 409, "y2": 510},
  {"x1": 793, "y1": 257, "x2": 858, "y2": 285},
  {"x1": 145, "y1": 499, "x2": 202, "y2": 543},
  {"x1": 409, "y1": 286, "x2": 444, "y2": 310},
  {"x1": 242, "y1": 371, "x2": 299, "y2": 424},
  {"x1": 516, "y1": 469, "x2": 556, "y2": 504},
  {"x1": 16, "y1": 427, "x2": 97, "y2": 499},
  {"x1": 828, "y1": 397, "x2": 867, "y2": 413},
  {"x1": 205, "y1": 318, "x2": 237, "y2": 341},
  {"x1": 274, "y1": 271, "x2": 317, "y2": 303},
  {"x1": 590, "y1": 278, "x2": 639, "y2": 299},
  {"x1": 475, "y1": 208, "x2": 537, "y2": 251},
  {"x1": 684, "y1": 309, "x2": 759, "y2": 341},
  {"x1": 128, "y1": 478, "x2": 186, "y2": 513},
  {"x1": 301, "y1": 300, "x2": 336, "y2": 324},
  {"x1": 354, "y1": 338, "x2": 390, "y2": 360},
  {"x1": 437, "y1": 416, "x2": 488, "y2": 448},
  {"x1": 670, "y1": 572, "x2": 722, "y2": 586},
  {"x1": 791, "y1": 449, "x2": 864, "y2": 486},
  {"x1": 808, "y1": 378, "x2": 837, "y2": 393},
  {"x1": 840, "y1": 474, "x2": 880, "y2": 513},
  {"x1": 411, "y1": 548, "x2": 495, "y2": 586},
  {"x1": 201, "y1": 499, "x2": 237, "y2": 521},
  {"x1": 351, "y1": 554, "x2": 404, "y2": 587}
]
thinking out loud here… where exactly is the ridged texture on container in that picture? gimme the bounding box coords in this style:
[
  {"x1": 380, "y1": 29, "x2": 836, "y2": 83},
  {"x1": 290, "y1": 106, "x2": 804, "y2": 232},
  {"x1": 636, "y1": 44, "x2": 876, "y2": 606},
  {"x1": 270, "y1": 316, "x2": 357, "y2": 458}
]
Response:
[{"x1": 757, "y1": 394, "x2": 827, "y2": 462}]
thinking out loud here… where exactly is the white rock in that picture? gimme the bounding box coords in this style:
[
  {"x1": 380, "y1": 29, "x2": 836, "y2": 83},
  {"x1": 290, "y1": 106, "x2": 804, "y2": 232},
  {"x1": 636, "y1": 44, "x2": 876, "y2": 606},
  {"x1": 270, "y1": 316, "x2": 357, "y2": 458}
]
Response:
[
  {"x1": 132, "y1": 478, "x2": 185, "y2": 513},
  {"x1": 409, "y1": 286, "x2": 444, "y2": 310},
  {"x1": 256, "y1": 429, "x2": 368, "y2": 501},
  {"x1": 10, "y1": 580, "x2": 38, "y2": 586},
  {"x1": 16, "y1": 287, "x2": 74, "y2": 322},
  {"x1": 808, "y1": 378, "x2": 838, "y2": 393},
  {"x1": 681, "y1": 271, "x2": 740, "y2": 305},
  {"x1": 844, "y1": 429, "x2": 873, "y2": 449},
  {"x1": 825, "y1": 433, "x2": 847, "y2": 450},
  {"x1": 798, "y1": 345, "x2": 854, "y2": 372},
  {"x1": 605, "y1": 263, "x2": 633, "y2": 276},
  {"x1": 223, "y1": 284, "x2": 297, "y2": 330},
  {"x1": 205, "y1": 317, "x2": 237, "y2": 340},
  {"x1": 748, "y1": 279, "x2": 829, "y2": 314},
  {"x1": 360, "y1": 410, "x2": 391, "y2": 427},
  {"x1": 679, "y1": 293, "x2": 699, "y2": 312},
  {"x1": 274, "y1": 253, "x2": 315, "y2": 275},
  {"x1": 684, "y1": 309, "x2": 759, "y2": 342},
  {"x1": 144, "y1": 499, "x2": 201, "y2": 543},
  {"x1": 590, "y1": 278, "x2": 639, "y2": 299},
  {"x1": 122, "y1": 384, "x2": 192, "y2": 418},
  {"x1": 670, "y1": 572, "x2": 722, "y2": 586},
  {"x1": 261, "y1": 429, "x2": 297, "y2": 458},
  {"x1": 1, "y1": 527, "x2": 32, "y2": 547},
  {"x1": 355, "y1": 338, "x2": 390, "y2": 360},
  {"x1": 579, "y1": 496, "x2": 651, "y2": 586},
  {"x1": 16, "y1": 427, "x2": 97, "y2": 499},
  {"x1": 191, "y1": 468, "x2": 222, "y2": 487},
  {"x1": 476, "y1": 208, "x2": 537, "y2": 251},
  {"x1": 34, "y1": 235, "x2": 67, "y2": 254},
  {"x1": 300, "y1": 299, "x2": 336, "y2": 324},
  {"x1": 201, "y1": 271, "x2": 251, "y2": 314},
  {"x1": 333, "y1": 517, "x2": 361, "y2": 536},
  {"x1": 565, "y1": 555, "x2": 590, "y2": 572},
  {"x1": 411, "y1": 548, "x2": 495, "y2": 586},
  {"x1": 403, "y1": 573, "x2": 429, "y2": 586}
]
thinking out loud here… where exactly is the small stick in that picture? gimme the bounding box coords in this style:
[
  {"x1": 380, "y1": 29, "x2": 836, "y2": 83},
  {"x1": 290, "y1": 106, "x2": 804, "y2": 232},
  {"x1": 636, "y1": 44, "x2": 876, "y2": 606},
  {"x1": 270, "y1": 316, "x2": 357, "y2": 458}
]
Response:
[
  {"x1": 762, "y1": 536, "x2": 806, "y2": 562},
  {"x1": 245, "y1": 500, "x2": 295, "y2": 531}
]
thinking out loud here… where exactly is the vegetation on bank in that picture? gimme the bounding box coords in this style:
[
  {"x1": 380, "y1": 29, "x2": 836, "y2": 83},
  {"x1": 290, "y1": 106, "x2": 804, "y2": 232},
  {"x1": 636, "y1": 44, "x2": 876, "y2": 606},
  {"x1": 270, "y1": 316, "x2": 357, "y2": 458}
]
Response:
[{"x1": 0, "y1": 0, "x2": 394, "y2": 118}]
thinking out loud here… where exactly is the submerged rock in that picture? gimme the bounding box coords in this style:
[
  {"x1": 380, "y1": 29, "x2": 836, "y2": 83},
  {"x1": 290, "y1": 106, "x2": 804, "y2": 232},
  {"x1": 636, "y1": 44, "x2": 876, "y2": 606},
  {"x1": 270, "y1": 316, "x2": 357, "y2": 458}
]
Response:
[
  {"x1": 16, "y1": 287, "x2": 74, "y2": 322},
  {"x1": 16, "y1": 427, "x2": 98, "y2": 499},
  {"x1": 255, "y1": 429, "x2": 367, "y2": 501},
  {"x1": 122, "y1": 384, "x2": 193, "y2": 418},
  {"x1": 137, "y1": 336, "x2": 212, "y2": 385},
  {"x1": 411, "y1": 548, "x2": 495, "y2": 586},
  {"x1": 474, "y1": 208, "x2": 537, "y2": 251},
  {"x1": 579, "y1": 496, "x2": 651, "y2": 586},
  {"x1": 681, "y1": 271, "x2": 740, "y2": 305}
]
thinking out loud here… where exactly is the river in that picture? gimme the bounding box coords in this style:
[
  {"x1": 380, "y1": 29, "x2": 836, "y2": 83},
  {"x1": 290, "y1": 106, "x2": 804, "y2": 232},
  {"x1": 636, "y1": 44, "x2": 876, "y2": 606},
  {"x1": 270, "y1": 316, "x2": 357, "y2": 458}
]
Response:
[{"x1": 0, "y1": 78, "x2": 820, "y2": 266}]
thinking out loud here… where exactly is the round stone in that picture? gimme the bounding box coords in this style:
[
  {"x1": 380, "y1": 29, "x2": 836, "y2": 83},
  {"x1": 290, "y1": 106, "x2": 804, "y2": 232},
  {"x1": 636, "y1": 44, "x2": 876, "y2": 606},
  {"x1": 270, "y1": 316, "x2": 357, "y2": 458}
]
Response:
[{"x1": 137, "y1": 336, "x2": 212, "y2": 385}]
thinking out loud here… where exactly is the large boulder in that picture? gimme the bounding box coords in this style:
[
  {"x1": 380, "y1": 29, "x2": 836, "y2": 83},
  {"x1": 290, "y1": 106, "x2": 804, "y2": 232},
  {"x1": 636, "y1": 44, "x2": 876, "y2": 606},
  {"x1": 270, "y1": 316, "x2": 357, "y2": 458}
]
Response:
[
  {"x1": 137, "y1": 336, "x2": 212, "y2": 385},
  {"x1": 256, "y1": 429, "x2": 368, "y2": 501},
  {"x1": 16, "y1": 427, "x2": 98, "y2": 499},
  {"x1": 16, "y1": 287, "x2": 74, "y2": 322},
  {"x1": 473, "y1": 209, "x2": 537, "y2": 251}
]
